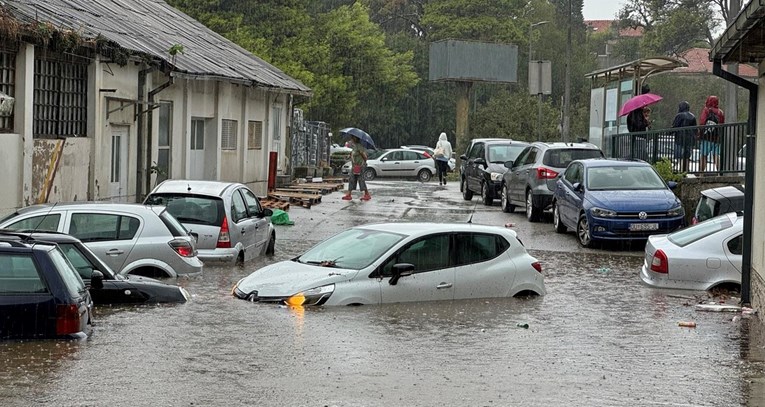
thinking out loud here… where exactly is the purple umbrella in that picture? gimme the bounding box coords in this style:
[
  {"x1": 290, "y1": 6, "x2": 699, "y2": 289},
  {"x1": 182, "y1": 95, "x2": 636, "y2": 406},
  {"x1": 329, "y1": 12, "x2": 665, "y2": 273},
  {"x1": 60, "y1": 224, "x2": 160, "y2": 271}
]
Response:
[
  {"x1": 340, "y1": 127, "x2": 376, "y2": 149},
  {"x1": 619, "y1": 93, "x2": 663, "y2": 117}
]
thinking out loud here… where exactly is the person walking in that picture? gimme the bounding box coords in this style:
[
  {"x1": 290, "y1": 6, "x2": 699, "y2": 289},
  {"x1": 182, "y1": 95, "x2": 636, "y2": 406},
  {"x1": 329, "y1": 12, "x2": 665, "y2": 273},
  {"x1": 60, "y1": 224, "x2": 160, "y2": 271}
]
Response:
[
  {"x1": 433, "y1": 132, "x2": 453, "y2": 185},
  {"x1": 698, "y1": 95, "x2": 725, "y2": 173},
  {"x1": 672, "y1": 101, "x2": 697, "y2": 172},
  {"x1": 342, "y1": 135, "x2": 371, "y2": 201}
]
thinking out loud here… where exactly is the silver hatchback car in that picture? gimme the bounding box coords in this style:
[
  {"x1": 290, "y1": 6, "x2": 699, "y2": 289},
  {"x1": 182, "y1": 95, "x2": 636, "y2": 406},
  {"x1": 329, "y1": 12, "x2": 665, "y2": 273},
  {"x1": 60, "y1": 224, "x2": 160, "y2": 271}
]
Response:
[
  {"x1": 0, "y1": 203, "x2": 202, "y2": 278},
  {"x1": 145, "y1": 180, "x2": 275, "y2": 264}
]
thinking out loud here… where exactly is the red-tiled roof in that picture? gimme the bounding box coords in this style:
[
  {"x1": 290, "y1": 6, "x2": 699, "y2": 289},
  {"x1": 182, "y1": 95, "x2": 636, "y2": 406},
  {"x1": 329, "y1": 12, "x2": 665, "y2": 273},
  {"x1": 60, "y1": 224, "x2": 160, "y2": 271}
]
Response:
[
  {"x1": 585, "y1": 20, "x2": 643, "y2": 37},
  {"x1": 675, "y1": 47, "x2": 758, "y2": 78}
]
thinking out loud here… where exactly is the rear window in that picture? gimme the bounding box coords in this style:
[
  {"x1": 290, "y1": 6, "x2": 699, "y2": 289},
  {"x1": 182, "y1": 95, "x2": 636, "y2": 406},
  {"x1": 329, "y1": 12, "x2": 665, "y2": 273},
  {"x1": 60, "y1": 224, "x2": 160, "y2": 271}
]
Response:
[
  {"x1": 543, "y1": 148, "x2": 603, "y2": 168},
  {"x1": 159, "y1": 210, "x2": 190, "y2": 237},
  {"x1": 146, "y1": 194, "x2": 224, "y2": 227},
  {"x1": 488, "y1": 145, "x2": 527, "y2": 163},
  {"x1": 668, "y1": 214, "x2": 735, "y2": 247},
  {"x1": 0, "y1": 252, "x2": 48, "y2": 293},
  {"x1": 47, "y1": 247, "x2": 86, "y2": 297},
  {"x1": 694, "y1": 195, "x2": 718, "y2": 223}
]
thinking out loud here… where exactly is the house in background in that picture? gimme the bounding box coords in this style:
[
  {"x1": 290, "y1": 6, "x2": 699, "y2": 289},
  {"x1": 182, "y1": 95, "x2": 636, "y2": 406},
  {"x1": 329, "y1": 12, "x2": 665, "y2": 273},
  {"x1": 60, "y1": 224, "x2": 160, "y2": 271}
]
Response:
[
  {"x1": 585, "y1": 20, "x2": 644, "y2": 70},
  {"x1": 0, "y1": 0, "x2": 311, "y2": 214}
]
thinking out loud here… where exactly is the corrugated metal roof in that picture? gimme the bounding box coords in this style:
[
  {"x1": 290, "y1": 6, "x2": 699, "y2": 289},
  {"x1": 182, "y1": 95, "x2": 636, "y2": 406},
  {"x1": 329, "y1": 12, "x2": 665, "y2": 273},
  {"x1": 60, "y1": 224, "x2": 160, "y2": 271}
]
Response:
[{"x1": 2, "y1": 0, "x2": 312, "y2": 95}]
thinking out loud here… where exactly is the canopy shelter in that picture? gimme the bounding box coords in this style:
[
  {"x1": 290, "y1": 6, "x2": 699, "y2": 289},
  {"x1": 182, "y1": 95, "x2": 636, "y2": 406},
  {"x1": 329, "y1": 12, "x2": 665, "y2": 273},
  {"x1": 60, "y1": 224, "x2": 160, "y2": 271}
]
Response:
[{"x1": 585, "y1": 56, "x2": 688, "y2": 92}]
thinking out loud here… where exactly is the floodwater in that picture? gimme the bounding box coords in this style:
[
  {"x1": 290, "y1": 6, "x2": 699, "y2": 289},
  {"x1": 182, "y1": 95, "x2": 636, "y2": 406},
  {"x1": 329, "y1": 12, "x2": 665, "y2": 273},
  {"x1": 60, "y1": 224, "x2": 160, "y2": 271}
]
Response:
[{"x1": 1, "y1": 180, "x2": 764, "y2": 406}]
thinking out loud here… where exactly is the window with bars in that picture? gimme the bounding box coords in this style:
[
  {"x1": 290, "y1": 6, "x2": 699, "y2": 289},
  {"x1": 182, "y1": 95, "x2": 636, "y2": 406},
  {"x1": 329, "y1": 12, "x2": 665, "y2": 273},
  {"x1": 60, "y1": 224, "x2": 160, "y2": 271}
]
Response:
[
  {"x1": 248, "y1": 120, "x2": 263, "y2": 150},
  {"x1": 221, "y1": 119, "x2": 237, "y2": 150},
  {"x1": 33, "y1": 56, "x2": 88, "y2": 138},
  {"x1": 0, "y1": 49, "x2": 16, "y2": 132}
]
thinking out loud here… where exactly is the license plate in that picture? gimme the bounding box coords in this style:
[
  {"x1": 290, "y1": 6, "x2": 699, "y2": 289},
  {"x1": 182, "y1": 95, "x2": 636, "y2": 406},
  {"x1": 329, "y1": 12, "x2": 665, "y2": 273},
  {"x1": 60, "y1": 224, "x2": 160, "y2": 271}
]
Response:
[{"x1": 629, "y1": 223, "x2": 658, "y2": 231}]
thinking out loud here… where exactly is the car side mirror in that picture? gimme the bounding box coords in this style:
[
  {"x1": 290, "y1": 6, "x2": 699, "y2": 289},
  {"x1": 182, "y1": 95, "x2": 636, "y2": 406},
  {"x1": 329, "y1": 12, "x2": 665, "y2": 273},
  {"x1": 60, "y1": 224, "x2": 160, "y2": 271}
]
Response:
[
  {"x1": 90, "y1": 270, "x2": 104, "y2": 290},
  {"x1": 504, "y1": 160, "x2": 514, "y2": 169},
  {"x1": 260, "y1": 208, "x2": 273, "y2": 218},
  {"x1": 389, "y1": 263, "x2": 415, "y2": 286},
  {"x1": 572, "y1": 182, "x2": 583, "y2": 192},
  {"x1": 460, "y1": 154, "x2": 467, "y2": 161},
  {"x1": 474, "y1": 158, "x2": 487, "y2": 167},
  {"x1": 667, "y1": 181, "x2": 678, "y2": 190}
]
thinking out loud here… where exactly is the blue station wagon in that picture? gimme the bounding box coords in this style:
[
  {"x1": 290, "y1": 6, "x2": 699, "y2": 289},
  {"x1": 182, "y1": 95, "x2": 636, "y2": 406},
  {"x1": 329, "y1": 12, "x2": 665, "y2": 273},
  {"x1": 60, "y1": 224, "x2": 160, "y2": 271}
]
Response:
[{"x1": 551, "y1": 159, "x2": 685, "y2": 247}]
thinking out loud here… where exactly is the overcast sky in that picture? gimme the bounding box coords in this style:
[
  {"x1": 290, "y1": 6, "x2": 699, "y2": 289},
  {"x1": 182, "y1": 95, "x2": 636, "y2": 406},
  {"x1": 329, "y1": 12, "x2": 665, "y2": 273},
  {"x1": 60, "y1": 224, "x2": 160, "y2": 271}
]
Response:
[{"x1": 582, "y1": 0, "x2": 626, "y2": 20}]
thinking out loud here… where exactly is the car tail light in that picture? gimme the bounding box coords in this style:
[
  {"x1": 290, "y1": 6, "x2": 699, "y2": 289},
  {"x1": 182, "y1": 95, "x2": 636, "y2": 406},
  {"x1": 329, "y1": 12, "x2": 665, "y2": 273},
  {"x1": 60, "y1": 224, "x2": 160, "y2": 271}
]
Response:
[
  {"x1": 217, "y1": 217, "x2": 231, "y2": 249},
  {"x1": 169, "y1": 239, "x2": 195, "y2": 257},
  {"x1": 536, "y1": 167, "x2": 559, "y2": 180},
  {"x1": 650, "y1": 249, "x2": 669, "y2": 274},
  {"x1": 56, "y1": 304, "x2": 81, "y2": 336},
  {"x1": 532, "y1": 261, "x2": 543, "y2": 273}
]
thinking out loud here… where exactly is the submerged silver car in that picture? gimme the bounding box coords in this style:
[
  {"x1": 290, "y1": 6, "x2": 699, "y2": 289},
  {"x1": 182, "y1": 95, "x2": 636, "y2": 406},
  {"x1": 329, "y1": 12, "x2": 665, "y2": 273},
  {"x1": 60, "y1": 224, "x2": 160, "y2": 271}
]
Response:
[
  {"x1": 145, "y1": 180, "x2": 275, "y2": 264},
  {"x1": 0, "y1": 203, "x2": 202, "y2": 278},
  {"x1": 233, "y1": 223, "x2": 545, "y2": 306}
]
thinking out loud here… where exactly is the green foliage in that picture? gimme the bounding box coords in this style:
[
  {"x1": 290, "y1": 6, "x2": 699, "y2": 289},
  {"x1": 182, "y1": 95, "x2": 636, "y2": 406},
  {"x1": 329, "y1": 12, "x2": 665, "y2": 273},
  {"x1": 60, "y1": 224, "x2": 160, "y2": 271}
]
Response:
[{"x1": 653, "y1": 158, "x2": 685, "y2": 182}]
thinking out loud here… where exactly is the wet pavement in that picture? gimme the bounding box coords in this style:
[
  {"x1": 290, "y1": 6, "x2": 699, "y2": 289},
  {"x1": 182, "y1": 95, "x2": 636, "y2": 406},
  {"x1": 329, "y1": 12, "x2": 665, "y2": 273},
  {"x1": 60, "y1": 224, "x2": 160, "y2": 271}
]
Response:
[{"x1": 1, "y1": 179, "x2": 764, "y2": 406}]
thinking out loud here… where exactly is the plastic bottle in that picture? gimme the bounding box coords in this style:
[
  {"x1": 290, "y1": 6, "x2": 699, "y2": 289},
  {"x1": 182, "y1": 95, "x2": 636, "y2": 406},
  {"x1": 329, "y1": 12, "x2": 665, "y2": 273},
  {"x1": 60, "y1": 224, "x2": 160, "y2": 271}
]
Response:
[
  {"x1": 678, "y1": 321, "x2": 697, "y2": 328},
  {"x1": 516, "y1": 323, "x2": 529, "y2": 329}
]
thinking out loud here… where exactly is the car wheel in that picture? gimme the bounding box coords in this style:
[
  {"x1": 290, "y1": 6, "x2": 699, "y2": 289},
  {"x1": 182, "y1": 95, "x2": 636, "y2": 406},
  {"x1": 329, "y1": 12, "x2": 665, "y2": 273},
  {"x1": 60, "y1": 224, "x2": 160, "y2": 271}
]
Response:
[
  {"x1": 526, "y1": 190, "x2": 541, "y2": 222},
  {"x1": 501, "y1": 185, "x2": 515, "y2": 213},
  {"x1": 462, "y1": 178, "x2": 473, "y2": 200},
  {"x1": 481, "y1": 183, "x2": 493, "y2": 205},
  {"x1": 363, "y1": 168, "x2": 376, "y2": 181},
  {"x1": 266, "y1": 234, "x2": 275, "y2": 255},
  {"x1": 577, "y1": 214, "x2": 593, "y2": 247},
  {"x1": 418, "y1": 169, "x2": 432, "y2": 182},
  {"x1": 553, "y1": 202, "x2": 567, "y2": 233}
]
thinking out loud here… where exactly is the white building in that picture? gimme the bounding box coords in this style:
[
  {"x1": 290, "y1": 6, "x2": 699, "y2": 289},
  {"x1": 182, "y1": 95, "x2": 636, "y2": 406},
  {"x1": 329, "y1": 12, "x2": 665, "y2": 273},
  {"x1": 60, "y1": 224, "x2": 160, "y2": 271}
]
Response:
[{"x1": 0, "y1": 0, "x2": 311, "y2": 214}]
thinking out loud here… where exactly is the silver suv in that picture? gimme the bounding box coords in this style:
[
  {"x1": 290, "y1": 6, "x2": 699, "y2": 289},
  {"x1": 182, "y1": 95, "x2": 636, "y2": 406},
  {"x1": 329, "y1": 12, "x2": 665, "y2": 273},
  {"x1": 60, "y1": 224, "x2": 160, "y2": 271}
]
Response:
[
  {"x1": 0, "y1": 203, "x2": 202, "y2": 278},
  {"x1": 501, "y1": 142, "x2": 603, "y2": 221},
  {"x1": 145, "y1": 180, "x2": 275, "y2": 264}
]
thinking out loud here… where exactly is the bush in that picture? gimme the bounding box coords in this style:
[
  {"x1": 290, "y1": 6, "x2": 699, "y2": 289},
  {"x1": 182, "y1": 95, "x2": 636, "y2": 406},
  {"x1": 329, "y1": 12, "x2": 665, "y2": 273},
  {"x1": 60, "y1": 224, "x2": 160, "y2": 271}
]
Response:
[{"x1": 653, "y1": 158, "x2": 685, "y2": 182}]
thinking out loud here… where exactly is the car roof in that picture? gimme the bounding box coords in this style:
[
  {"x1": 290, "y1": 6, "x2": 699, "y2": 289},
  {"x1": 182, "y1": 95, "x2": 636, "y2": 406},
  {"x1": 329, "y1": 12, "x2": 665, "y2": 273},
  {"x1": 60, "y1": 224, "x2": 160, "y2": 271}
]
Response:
[
  {"x1": 469, "y1": 138, "x2": 508, "y2": 143},
  {"x1": 12, "y1": 202, "x2": 164, "y2": 216},
  {"x1": 354, "y1": 222, "x2": 518, "y2": 238},
  {"x1": 701, "y1": 185, "x2": 745, "y2": 199},
  {"x1": 576, "y1": 158, "x2": 648, "y2": 168},
  {"x1": 483, "y1": 140, "x2": 529, "y2": 146},
  {"x1": 151, "y1": 180, "x2": 243, "y2": 197},
  {"x1": 0, "y1": 230, "x2": 80, "y2": 244},
  {"x1": 531, "y1": 141, "x2": 600, "y2": 150}
]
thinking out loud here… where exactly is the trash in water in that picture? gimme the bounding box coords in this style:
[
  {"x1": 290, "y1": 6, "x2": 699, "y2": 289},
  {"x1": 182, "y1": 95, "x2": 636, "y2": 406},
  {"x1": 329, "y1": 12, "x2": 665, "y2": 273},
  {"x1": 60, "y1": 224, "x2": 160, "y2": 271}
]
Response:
[
  {"x1": 516, "y1": 323, "x2": 529, "y2": 329},
  {"x1": 678, "y1": 321, "x2": 697, "y2": 328},
  {"x1": 596, "y1": 267, "x2": 611, "y2": 274},
  {"x1": 695, "y1": 303, "x2": 742, "y2": 313},
  {"x1": 504, "y1": 222, "x2": 515, "y2": 228}
]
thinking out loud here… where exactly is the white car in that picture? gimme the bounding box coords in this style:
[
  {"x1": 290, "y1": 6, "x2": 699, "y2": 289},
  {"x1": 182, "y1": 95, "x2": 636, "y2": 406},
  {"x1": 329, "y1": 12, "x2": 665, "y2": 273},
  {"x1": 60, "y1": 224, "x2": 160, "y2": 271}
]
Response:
[
  {"x1": 343, "y1": 148, "x2": 437, "y2": 182},
  {"x1": 640, "y1": 212, "x2": 742, "y2": 291},
  {"x1": 233, "y1": 223, "x2": 545, "y2": 306}
]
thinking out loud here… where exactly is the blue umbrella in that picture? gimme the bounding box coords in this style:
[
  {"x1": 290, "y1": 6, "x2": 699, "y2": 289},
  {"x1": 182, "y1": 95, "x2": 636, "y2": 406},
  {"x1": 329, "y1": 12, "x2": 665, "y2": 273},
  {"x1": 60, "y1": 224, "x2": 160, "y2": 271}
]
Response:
[{"x1": 340, "y1": 127, "x2": 376, "y2": 150}]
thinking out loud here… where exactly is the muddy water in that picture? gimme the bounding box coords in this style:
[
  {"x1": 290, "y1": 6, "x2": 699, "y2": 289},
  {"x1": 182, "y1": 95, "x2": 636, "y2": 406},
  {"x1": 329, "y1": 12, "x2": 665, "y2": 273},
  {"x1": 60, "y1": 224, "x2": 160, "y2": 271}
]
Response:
[{"x1": 1, "y1": 181, "x2": 763, "y2": 406}]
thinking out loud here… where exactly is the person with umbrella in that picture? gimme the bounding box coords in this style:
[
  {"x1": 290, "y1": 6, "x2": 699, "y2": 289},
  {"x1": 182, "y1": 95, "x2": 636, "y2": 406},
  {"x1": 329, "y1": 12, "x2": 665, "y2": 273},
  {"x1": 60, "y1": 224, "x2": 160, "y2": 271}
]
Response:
[
  {"x1": 621, "y1": 92, "x2": 662, "y2": 161},
  {"x1": 341, "y1": 129, "x2": 373, "y2": 201}
]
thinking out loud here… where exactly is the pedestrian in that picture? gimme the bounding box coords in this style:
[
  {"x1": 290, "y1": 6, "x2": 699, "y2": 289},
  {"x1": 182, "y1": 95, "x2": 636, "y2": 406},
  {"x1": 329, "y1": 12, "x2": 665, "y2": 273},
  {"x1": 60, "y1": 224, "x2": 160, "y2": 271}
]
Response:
[
  {"x1": 433, "y1": 132, "x2": 453, "y2": 185},
  {"x1": 672, "y1": 101, "x2": 697, "y2": 173},
  {"x1": 698, "y1": 95, "x2": 725, "y2": 173},
  {"x1": 627, "y1": 107, "x2": 650, "y2": 161},
  {"x1": 342, "y1": 135, "x2": 371, "y2": 201}
]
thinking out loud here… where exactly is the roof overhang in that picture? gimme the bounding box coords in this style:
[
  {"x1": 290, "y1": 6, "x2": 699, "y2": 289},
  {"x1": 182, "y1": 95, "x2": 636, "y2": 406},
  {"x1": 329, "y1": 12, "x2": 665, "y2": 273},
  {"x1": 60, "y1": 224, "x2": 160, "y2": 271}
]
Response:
[
  {"x1": 711, "y1": 0, "x2": 765, "y2": 64},
  {"x1": 585, "y1": 56, "x2": 688, "y2": 86}
]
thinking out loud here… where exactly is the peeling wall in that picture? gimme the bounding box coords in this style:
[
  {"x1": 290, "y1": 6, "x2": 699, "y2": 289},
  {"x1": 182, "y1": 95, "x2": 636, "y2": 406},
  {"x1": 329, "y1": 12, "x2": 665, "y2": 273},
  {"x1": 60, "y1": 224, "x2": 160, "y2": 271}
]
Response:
[
  {"x1": 0, "y1": 133, "x2": 23, "y2": 216},
  {"x1": 31, "y1": 138, "x2": 90, "y2": 203}
]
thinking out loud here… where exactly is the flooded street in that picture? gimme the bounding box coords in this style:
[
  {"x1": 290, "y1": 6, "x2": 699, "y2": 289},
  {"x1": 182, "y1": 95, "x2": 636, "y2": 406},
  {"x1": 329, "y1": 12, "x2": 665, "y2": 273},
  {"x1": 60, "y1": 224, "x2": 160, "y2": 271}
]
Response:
[{"x1": 1, "y1": 180, "x2": 764, "y2": 406}]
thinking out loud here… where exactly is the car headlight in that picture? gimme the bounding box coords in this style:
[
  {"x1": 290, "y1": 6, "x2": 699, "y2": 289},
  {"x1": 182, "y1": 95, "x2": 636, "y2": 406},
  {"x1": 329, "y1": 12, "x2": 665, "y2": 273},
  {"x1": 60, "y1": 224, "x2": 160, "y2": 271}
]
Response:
[
  {"x1": 490, "y1": 172, "x2": 503, "y2": 182},
  {"x1": 590, "y1": 207, "x2": 617, "y2": 218},
  {"x1": 668, "y1": 206, "x2": 685, "y2": 217},
  {"x1": 285, "y1": 284, "x2": 335, "y2": 307}
]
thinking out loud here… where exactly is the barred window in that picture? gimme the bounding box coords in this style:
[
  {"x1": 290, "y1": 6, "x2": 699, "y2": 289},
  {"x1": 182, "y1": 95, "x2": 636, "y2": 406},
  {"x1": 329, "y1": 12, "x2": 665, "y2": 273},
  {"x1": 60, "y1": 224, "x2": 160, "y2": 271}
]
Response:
[
  {"x1": 248, "y1": 120, "x2": 263, "y2": 150},
  {"x1": 0, "y1": 49, "x2": 16, "y2": 132},
  {"x1": 221, "y1": 119, "x2": 237, "y2": 150},
  {"x1": 33, "y1": 56, "x2": 88, "y2": 138}
]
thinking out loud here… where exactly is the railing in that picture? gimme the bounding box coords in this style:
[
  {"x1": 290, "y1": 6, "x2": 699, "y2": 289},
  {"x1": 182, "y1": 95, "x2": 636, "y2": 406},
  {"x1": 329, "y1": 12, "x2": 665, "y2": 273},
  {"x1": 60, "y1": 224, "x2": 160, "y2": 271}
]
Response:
[{"x1": 609, "y1": 122, "x2": 748, "y2": 175}]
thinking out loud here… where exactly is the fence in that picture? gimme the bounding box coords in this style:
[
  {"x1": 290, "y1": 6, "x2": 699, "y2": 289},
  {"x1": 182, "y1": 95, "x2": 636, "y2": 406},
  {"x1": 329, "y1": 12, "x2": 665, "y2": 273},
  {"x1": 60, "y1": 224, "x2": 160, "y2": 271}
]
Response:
[
  {"x1": 290, "y1": 108, "x2": 330, "y2": 173},
  {"x1": 609, "y1": 122, "x2": 748, "y2": 175}
]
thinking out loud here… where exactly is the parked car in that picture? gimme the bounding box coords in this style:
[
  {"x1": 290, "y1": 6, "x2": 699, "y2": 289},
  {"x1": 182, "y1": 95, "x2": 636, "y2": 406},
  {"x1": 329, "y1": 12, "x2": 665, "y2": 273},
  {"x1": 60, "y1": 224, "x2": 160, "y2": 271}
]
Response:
[
  {"x1": 0, "y1": 237, "x2": 94, "y2": 339},
  {"x1": 145, "y1": 180, "x2": 275, "y2": 264},
  {"x1": 692, "y1": 185, "x2": 744, "y2": 225},
  {"x1": 552, "y1": 159, "x2": 685, "y2": 247},
  {"x1": 461, "y1": 139, "x2": 530, "y2": 205},
  {"x1": 641, "y1": 212, "x2": 742, "y2": 291},
  {"x1": 0, "y1": 230, "x2": 190, "y2": 304},
  {"x1": 0, "y1": 203, "x2": 202, "y2": 278},
  {"x1": 401, "y1": 145, "x2": 456, "y2": 171},
  {"x1": 330, "y1": 143, "x2": 352, "y2": 154},
  {"x1": 501, "y1": 142, "x2": 604, "y2": 221},
  {"x1": 345, "y1": 148, "x2": 436, "y2": 182},
  {"x1": 233, "y1": 223, "x2": 545, "y2": 306}
]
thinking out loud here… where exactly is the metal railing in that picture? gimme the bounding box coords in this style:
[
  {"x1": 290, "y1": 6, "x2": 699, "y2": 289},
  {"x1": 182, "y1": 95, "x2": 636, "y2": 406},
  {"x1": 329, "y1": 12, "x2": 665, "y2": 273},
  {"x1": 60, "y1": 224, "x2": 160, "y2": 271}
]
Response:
[{"x1": 609, "y1": 122, "x2": 748, "y2": 175}]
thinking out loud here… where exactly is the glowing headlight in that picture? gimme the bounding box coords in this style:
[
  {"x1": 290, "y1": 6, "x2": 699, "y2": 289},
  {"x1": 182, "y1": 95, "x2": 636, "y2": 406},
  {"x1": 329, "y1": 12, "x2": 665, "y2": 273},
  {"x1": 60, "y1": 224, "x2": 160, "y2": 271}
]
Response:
[
  {"x1": 490, "y1": 172, "x2": 503, "y2": 182},
  {"x1": 668, "y1": 206, "x2": 685, "y2": 217},
  {"x1": 591, "y1": 207, "x2": 617, "y2": 218},
  {"x1": 286, "y1": 284, "x2": 335, "y2": 307}
]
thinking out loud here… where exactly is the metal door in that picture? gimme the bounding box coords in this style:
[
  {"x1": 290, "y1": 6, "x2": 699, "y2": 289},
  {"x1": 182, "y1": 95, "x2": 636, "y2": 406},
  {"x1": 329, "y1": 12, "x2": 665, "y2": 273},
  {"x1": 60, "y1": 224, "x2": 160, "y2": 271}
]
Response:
[{"x1": 109, "y1": 126, "x2": 129, "y2": 201}]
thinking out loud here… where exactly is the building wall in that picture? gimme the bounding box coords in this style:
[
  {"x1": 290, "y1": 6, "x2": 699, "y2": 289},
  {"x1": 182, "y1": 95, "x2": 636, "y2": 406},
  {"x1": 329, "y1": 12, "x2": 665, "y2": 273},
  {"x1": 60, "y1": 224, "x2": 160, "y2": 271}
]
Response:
[
  {"x1": 0, "y1": 133, "x2": 22, "y2": 215},
  {"x1": 751, "y1": 62, "x2": 765, "y2": 316},
  {"x1": 33, "y1": 138, "x2": 90, "y2": 203}
]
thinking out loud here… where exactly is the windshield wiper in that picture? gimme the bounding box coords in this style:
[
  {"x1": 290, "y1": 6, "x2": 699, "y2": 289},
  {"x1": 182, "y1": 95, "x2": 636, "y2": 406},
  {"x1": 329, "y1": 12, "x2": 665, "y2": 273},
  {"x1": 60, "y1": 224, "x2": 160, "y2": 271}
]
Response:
[{"x1": 304, "y1": 257, "x2": 343, "y2": 268}]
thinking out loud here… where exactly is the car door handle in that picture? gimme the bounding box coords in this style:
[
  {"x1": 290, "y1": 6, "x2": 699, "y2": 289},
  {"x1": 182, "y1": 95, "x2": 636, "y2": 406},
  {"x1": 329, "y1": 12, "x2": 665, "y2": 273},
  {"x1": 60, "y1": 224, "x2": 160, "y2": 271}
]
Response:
[
  {"x1": 436, "y1": 282, "x2": 453, "y2": 289},
  {"x1": 105, "y1": 249, "x2": 124, "y2": 256}
]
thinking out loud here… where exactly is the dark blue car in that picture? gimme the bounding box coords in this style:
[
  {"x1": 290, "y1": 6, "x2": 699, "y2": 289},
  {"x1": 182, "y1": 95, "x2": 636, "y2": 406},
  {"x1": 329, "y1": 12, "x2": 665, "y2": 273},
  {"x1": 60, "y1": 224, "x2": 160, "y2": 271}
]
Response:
[
  {"x1": 0, "y1": 239, "x2": 94, "y2": 339},
  {"x1": 551, "y1": 159, "x2": 685, "y2": 247}
]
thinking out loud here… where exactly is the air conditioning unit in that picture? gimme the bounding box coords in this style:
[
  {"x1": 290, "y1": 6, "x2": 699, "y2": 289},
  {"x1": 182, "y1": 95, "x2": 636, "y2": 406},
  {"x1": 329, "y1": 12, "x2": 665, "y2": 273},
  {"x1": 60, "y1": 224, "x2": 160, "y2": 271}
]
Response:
[{"x1": 0, "y1": 91, "x2": 14, "y2": 117}]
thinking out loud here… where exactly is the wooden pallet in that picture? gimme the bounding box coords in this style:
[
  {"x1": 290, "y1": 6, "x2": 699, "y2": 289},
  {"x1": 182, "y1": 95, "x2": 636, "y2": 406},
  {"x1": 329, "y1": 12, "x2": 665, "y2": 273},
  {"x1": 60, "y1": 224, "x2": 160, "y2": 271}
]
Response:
[
  {"x1": 269, "y1": 191, "x2": 322, "y2": 204},
  {"x1": 266, "y1": 194, "x2": 312, "y2": 209},
  {"x1": 260, "y1": 198, "x2": 290, "y2": 211},
  {"x1": 290, "y1": 183, "x2": 344, "y2": 193}
]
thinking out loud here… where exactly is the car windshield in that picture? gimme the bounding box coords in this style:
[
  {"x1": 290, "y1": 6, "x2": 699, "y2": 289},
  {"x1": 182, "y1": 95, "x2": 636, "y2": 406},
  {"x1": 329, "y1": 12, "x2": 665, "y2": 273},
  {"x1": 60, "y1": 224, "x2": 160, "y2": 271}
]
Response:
[
  {"x1": 586, "y1": 166, "x2": 666, "y2": 191},
  {"x1": 694, "y1": 195, "x2": 718, "y2": 223},
  {"x1": 544, "y1": 149, "x2": 603, "y2": 168},
  {"x1": 297, "y1": 228, "x2": 405, "y2": 270},
  {"x1": 145, "y1": 194, "x2": 224, "y2": 226},
  {"x1": 488, "y1": 145, "x2": 526, "y2": 163},
  {"x1": 58, "y1": 242, "x2": 116, "y2": 280},
  {"x1": 668, "y1": 214, "x2": 736, "y2": 247},
  {"x1": 48, "y1": 246, "x2": 87, "y2": 296},
  {"x1": 367, "y1": 149, "x2": 386, "y2": 160}
]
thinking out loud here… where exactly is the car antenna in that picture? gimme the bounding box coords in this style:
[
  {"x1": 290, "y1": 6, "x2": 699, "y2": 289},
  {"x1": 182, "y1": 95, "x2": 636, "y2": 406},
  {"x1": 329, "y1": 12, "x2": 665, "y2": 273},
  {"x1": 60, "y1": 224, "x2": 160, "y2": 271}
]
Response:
[{"x1": 24, "y1": 201, "x2": 58, "y2": 243}]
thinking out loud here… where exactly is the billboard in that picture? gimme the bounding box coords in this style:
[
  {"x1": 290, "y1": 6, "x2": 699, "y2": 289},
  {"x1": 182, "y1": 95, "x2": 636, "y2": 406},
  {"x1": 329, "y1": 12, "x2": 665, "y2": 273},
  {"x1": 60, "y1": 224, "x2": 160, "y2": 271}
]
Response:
[{"x1": 429, "y1": 40, "x2": 518, "y2": 83}]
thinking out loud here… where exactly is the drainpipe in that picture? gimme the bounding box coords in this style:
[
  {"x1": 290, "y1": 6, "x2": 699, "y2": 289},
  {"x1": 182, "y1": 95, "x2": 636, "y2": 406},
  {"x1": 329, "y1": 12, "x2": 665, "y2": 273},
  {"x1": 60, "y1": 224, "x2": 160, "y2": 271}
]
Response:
[
  {"x1": 136, "y1": 67, "x2": 156, "y2": 201},
  {"x1": 145, "y1": 75, "x2": 175, "y2": 196},
  {"x1": 713, "y1": 59, "x2": 757, "y2": 306}
]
